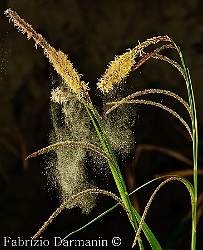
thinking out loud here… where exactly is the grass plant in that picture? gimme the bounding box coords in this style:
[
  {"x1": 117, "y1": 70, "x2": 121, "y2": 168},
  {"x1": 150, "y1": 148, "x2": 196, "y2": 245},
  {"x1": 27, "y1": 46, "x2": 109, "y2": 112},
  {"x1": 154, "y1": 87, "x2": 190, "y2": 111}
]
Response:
[{"x1": 5, "y1": 8, "x2": 199, "y2": 249}]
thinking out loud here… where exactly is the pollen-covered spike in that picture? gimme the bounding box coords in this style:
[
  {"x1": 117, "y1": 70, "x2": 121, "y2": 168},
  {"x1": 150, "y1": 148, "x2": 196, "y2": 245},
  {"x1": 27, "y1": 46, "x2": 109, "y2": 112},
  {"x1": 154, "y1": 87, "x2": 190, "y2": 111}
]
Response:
[
  {"x1": 97, "y1": 49, "x2": 136, "y2": 93},
  {"x1": 5, "y1": 8, "x2": 91, "y2": 103},
  {"x1": 97, "y1": 36, "x2": 172, "y2": 93}
]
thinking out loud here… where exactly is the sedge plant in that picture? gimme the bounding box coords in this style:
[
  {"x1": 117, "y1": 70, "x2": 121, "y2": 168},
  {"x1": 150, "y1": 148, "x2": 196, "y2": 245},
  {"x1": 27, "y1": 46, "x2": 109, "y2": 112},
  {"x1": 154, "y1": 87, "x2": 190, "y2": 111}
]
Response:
[{"x1": 5, "y1": 8, "x2": 198, "y2": 249}]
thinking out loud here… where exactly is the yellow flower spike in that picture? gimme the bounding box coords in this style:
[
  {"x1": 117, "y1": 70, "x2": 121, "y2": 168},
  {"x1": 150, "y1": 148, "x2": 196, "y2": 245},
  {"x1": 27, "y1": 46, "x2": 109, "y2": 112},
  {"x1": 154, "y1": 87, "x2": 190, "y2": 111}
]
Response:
[
  {"x1": 97, "y1": 35, "x2": 171, "y2": 93},
  {"x1": 97, "y1": 49, "x2": 136, "y2": 93},
  {"x1": 5, "y1": 8, "x2": 91, "y2": 105}
]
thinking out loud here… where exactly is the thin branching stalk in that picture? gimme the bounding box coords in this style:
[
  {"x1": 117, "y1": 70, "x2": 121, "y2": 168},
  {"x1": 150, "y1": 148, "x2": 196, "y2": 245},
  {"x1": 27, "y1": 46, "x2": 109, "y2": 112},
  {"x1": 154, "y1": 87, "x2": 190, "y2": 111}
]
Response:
[
  {"x1": 131, "y1": 44, "x2": 174, "y2": 72},
  {"x1": 132, "y1": 176, "x2": 194, "y2": 248},
  {"x1": 131, "y1": 44, "x2": 187, "y2": 82},
  {"x1": 32, "y1": 189, "x2": 128, "y2": 240},
  {"x1": 107, "y1": 99, "x2": 192, "y2": 139},
  {"x1": 106, "y1": 88, "x2": 192, "y2": 118},
  {"x1": 25, "y1": 140, "x2": 114, "y2": 164},
  {"x1": 151, "y1": 54, "x2": 186, "y2": 81}
]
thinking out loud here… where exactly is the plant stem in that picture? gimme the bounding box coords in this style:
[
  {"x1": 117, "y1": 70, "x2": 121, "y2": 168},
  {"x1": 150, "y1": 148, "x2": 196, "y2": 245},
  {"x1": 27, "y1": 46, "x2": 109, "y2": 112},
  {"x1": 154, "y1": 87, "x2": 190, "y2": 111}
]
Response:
[
  {"x1": 89, "y1": 106, "x2": 146, "y2": 249},
  {"x1": 172, "y1": 42, "x2": 198, "y2": 250},
  {"x1": 84, "y1": 103, "x2": 139, "y2": 230}
]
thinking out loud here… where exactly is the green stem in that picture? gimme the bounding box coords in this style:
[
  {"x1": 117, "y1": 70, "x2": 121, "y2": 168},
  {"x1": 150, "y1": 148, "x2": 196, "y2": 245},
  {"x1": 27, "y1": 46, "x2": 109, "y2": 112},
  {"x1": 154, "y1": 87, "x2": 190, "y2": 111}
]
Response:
[
  {"x1": 84, "y1": 103, "x2": 138, "y2": 231},
  {"x1": 188, "y1": 72, "x2": 198, "y2": 250},
  {"x1": 172, "y1": 42, "x2": 198, "y2": 250}
]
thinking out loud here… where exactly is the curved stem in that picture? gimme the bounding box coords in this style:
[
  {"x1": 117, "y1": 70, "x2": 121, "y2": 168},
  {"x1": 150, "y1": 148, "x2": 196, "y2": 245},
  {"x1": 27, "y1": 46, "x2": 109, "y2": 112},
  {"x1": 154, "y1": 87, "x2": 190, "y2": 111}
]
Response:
[
  {"x1": 25, "y1": 140, "x2": 114, "y2": 164},
  {"x1": 164, "y1": 39, "x2": 198, "y2": 250},
  {"x1": 132, "y1": 176, "x2": 194, "y2": 248},
  {"x1": 107, "y1": 99, "x2": 192, "y2": 139},
  {"x1": 106, "y1": 88, "x2": 192, "y2": 118},
  {"x1": 32, "y1": 189, "x2": 127, "y2": 240}
]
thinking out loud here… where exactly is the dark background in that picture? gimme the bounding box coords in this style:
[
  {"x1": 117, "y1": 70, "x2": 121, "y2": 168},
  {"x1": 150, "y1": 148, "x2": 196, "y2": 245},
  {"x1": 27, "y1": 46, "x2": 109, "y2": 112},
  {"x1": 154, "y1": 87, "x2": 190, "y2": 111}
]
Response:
[{"x1": 0, "y1": 0, "x2": 203, "y2": 249}]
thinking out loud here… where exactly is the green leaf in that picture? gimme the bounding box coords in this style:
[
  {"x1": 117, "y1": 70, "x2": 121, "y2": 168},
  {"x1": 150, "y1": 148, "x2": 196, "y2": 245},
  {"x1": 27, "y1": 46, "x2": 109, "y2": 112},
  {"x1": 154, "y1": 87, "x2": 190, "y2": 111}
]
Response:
[
  {"x1": 61, "y1": 204, "x2": 119, "y2": 241},
  {"x1": 132, "y1": 207, "x2": 162, "y2": 250}
]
